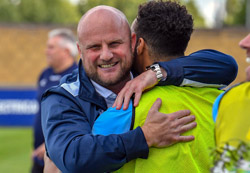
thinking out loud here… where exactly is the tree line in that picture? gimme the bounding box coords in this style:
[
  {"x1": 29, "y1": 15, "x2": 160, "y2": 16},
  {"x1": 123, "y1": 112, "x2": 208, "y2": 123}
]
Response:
[{"x1": 0, "y1": 0, "x2": 247, "y2": 28}]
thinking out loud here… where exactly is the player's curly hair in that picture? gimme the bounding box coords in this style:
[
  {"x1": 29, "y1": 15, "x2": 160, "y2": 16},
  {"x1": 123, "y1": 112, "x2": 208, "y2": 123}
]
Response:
[{"x1": 134, "y1": 0, "x2": 193, "y2": 60}]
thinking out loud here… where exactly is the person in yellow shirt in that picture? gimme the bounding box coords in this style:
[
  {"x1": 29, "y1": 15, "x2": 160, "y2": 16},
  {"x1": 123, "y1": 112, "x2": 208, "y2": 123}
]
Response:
[
  {"x1": 212, "y1": 34, "x2": 250, "y2": 172},
  {"x1": 214, "y1": 33, "x2": 250, "y2": 146}
]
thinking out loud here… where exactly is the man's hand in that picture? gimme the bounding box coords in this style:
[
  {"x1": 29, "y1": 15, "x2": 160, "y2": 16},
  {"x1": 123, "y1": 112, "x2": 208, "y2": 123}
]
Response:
[
  {"x1": 44, "y1": 154, "x2": 61, "y2": 173},
  {"x1": 141, "y1": 98, "x2": 197, "y2": 148},
  {"x1": 32, "y1": 143, "x2": 45, "y2": 160},
  {"x1": 113, "y1": 70, "x2": 159, "y2": 110}
]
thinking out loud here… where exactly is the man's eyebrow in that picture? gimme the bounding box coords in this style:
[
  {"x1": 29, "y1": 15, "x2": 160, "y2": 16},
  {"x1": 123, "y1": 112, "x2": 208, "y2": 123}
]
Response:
[
  {"x1": 85, "y1": 39, "x2": 124, "y2": 48},
  {"x1": 110, "y1": 39, "x2": 124, "y2": 43},
  {"x1": 85, "y1": 43, "x2": 100, "y2": 49}
]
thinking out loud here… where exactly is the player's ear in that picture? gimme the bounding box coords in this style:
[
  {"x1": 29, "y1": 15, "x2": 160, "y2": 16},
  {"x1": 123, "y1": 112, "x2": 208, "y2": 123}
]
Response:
[{"x1": 136, "y1": 37, "x2": 145, "y2": 55}]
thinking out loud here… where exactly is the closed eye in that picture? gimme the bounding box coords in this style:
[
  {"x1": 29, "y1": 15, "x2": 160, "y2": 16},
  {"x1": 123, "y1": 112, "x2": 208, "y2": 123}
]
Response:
[
  {"x1": 87, "y1": 45, "x2": 101, "y2": 51},
  {"x1": 109, "y1": 41, "x2": 122, "y2": 48}
]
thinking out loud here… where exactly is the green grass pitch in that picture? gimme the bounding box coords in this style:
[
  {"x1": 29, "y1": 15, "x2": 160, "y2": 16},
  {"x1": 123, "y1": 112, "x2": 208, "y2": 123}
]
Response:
[{"x1": 0, "y1": 127, "x2": 33, "y2": 173}]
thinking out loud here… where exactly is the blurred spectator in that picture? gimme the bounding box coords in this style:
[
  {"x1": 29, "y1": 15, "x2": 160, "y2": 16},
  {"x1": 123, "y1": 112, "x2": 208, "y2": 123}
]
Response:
[
  {"x1": 212, "y1": 34, "x2": 250, "y2": 172},
  {"x1": 31, "y1": 28, "x2": 78, "y2": 173}
]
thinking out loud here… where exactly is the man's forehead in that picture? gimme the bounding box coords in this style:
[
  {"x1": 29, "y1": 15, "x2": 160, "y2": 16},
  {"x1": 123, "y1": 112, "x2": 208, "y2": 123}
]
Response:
[
  {"x1": 86, "y1": 5, "x2": 123, "y2": 17},
  {"x1": 82, "y1": 5, "x2": 126, "y2": 23},
  {"x1": 77, "y1": 6, "x2": 129, "y2": 38},
  {"x1": 48, "y1": 36, "x2": 60, "y2": 44},
  {"x1": 82, "y1": 11, "x2": 123, "y2": 30}
]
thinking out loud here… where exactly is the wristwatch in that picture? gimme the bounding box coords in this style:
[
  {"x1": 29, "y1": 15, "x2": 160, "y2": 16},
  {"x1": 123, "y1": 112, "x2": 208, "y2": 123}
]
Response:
[{"x1": 146, "y1": 63, "x2": 164, "y2": 82}]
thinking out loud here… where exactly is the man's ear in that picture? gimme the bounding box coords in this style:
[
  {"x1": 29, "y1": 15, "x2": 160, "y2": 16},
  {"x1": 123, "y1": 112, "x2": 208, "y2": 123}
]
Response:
[
  {"x1": 77, "y1": 42, "x2": 82, "y2": 59},
  {"x1": 136, "y1": 38, "x2": 145, "y2": 55},
  {"x1": 131, "y1": 33, "x2": 137, "y2": 52}
]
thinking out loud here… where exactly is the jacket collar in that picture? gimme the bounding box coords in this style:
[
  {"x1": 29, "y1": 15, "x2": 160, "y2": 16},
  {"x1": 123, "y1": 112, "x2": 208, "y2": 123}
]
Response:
[{"x1": 77, "y1": 59, "x2": 107, "y2": 110}]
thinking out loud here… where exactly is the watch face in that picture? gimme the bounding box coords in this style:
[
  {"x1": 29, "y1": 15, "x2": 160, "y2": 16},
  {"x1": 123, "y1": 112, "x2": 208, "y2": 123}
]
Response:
[{"x1": 152, "y1": 64, "x2": 159, "y2": 69}]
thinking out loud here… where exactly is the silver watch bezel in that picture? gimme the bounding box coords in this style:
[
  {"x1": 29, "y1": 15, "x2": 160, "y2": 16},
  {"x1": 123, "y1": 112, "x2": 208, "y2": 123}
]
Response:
[{"x1": 146, "y1": 63, "x2": 164, "y2": 82}]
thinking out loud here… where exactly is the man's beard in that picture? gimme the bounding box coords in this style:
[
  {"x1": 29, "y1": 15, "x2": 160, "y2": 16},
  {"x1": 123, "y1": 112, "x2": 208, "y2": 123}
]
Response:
[
  {"x1": 86, "y1": 67, "x2": 131, "y2": 87},
  {"x1": 84, "y1": 54, "x2": 133, "y2": 88},
  {"x1": 82, "y1": 47, "x2": 134, "y2": 88}
]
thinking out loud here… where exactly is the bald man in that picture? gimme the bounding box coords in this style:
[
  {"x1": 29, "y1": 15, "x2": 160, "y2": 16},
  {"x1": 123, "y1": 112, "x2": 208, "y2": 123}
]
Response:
[{"x1": 42, "y1": 5, "x2": 237, "y2": 173}]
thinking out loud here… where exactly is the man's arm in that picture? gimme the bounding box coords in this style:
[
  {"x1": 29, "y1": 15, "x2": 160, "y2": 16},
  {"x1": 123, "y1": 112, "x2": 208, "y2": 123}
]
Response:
[
  {"x1": 113, "y1": 49, "x2": 238, "y2": 110},
  {"x1": 42, "y1": 94, "x2": 195, "y2": 173},
  {"x1": 42, "y1": 93, "x2": 147, "y2": 173},
  {"x1": 158, "y1": 49, "x2": 238, "y2": 87}
]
